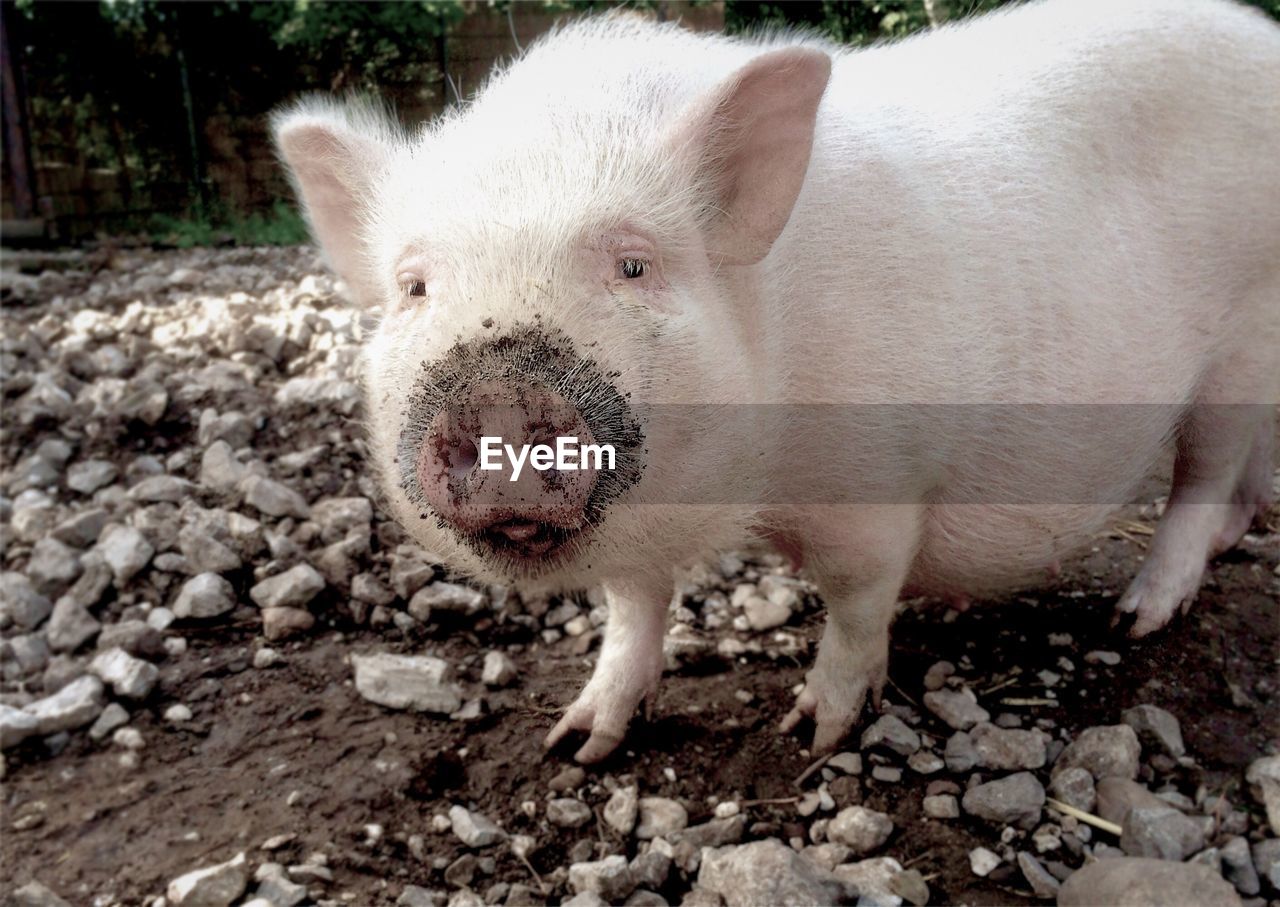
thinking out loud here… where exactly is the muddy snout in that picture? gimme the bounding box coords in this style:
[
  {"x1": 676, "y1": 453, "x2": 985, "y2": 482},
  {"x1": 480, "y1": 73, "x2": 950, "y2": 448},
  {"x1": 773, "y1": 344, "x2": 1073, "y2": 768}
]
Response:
[{"x1": 417, "y1": 380, "x2": 599, "y2": 556}]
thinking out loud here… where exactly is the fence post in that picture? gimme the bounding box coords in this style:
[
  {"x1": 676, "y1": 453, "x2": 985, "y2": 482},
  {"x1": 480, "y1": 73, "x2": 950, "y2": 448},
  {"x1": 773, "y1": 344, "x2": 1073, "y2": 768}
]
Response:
[{"x1": 1, "y1": 1, "x2": 38, "y2": 222}]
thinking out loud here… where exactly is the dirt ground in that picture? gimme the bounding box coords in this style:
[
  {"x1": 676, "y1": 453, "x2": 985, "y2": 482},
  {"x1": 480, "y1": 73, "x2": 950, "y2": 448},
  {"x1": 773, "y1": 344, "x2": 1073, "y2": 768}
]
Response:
[{"x1": 1, "y1": 246, "x2": 1277, "y2": 906}]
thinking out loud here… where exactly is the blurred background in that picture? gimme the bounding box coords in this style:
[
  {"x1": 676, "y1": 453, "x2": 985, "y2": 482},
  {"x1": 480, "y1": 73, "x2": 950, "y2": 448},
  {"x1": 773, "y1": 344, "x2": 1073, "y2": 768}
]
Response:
[{"x1": 3, "y1": 0, "x2": 1279, "y2": 247}]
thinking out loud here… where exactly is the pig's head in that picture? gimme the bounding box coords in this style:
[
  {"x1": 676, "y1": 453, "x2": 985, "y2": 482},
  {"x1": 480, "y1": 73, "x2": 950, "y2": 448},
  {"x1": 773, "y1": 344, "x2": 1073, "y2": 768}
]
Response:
[{"x1": 273, "y1": 23, "x2": 831, "y2": 590}]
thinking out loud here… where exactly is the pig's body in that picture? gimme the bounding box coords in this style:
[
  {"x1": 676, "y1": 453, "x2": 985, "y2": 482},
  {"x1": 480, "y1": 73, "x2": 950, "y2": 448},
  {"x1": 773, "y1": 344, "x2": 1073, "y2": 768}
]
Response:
[{"x1": 276, "y1": 0, "x2": 1280, "y2": 761}]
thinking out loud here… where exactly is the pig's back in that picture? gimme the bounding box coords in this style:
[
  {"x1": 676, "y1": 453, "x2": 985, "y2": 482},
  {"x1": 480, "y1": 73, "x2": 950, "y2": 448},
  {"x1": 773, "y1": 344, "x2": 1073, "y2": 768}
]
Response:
[{"x1": 770, "y1": 0, "x2": 1280, "y2": 592}]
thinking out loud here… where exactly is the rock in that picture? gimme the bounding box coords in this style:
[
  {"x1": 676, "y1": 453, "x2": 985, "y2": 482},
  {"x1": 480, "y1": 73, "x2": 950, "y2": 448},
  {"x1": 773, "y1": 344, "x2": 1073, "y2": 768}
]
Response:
[
  {"x1": 923, "y1": 687, "x2": 990, "y2": 730},
  {"x1": 671, "y1": 816, "x2": 747, "y2": 853},
  {"x1": 944, "y1": 730, "x2": 979, "y2": 772},
  {"x1": 1017, "y1": 851, "x2": 1060, "y2": 899},
  {"x1": 89, "y1": 647, "x2": 160, "y2": 700},
  {"x1": 51, "y1": 508, "x2": 109, "y2": 548},
  {"x1": 449, "y1": 805, "x2": 502, "y2": 847},
  {"x1": 1221, "y1": 836, "x2": 1260, "y2": 896},
  {"x1": 962, "y1": 772, "x2": 1045, "y2": 829},
  {"x1": 923, "y1": 794, "x2": 959, "y2": 819},
  {"x1": 1054, "y1": 724, "x2": 1141, "y2": 781},
  {"x1": 178, "y1": 523, "x2": 242, "y2": 574},
  {"x1": 742, "y1": 595, "x2": 790, "y2": 631},
  {"x1": 173, "y1": 573, "x2": 237, "y2": 619},
  {"x1": 547, "y1": 798, "x2": 594, "y2": 829},
  {"x1": 353, "y1": 654, "x2": 463, "y2": 714},
  {"x1": 481, "y1": 651, "x2": 517, "y2": 687},
  {"x1": 1096, "y1": 777, "x2": 1179, "y2": 826},
  {"x1": 250, "y1": 564, "x2": 326, "y2": 609},
  {"x1": 631, "y1": 850, "x2": 673, "y2": 890},
  {"x1": 827, "y1": 805, "x2": 894, "y2": 854},
  {"x1": 26, "y1": 537, "x2": 83, "y2": 595},
  {"x1": 96, "y1": 524, "x2": 154, "y2": 585},
  {"x1": 1245, "y1": 756, "x2": 1280, "y2": 837},
  {"x1": 1250, "y1": 838, "x2": 1280, "y2": 893},
  {"x1": 351, "y1": 573, "x2": 395, "y2": 606},
  {"x1": 408, "y1": 582, "x2": 486, "y2": 620},
  {"x1": 167, "y1": 852, "x2": 248, "y2": 906},
  {"x1": 0, "y1": 572, "x2": 53, "y2": 630},
  {"x1": 969, "y1": 847, "x2": 1001, "y2": 877},
  {"x1": 86, "y1": 704, "x2": 129, "y2": 744},
  {"x1": 200, "y1": 441, "x2": 248, "y2": 492},
  {"x1": 311, "y1": 496, "x2": 373, "y2": 542},
  {"x1": 45, "y1": 597, "x2": 101, "y2": 652},
  {"x1": 605, "y1": 785, "x2": 640, "y2": 836},
  {"x1": 569, "y1": 855, "x2": 636, "y2": 902},
  {"x1": 67, "y1": 460, "x2": 118, "y2": 494},
  {"x1": 1050, "y1": 766, "x2": 1097, "y2": 813},
  {"x1": 97, "y1": 620, "x2": 165, "y2": 660},
  {"x1": 549, "y1": 766, "x2": 586, "y2": 793},
  {"x1": 4, "y1": 632, "x2": 50, "y2": 677},
  {"x1": 128, "y1": 475, "x2": 193, "y2": 504},
  {"x1": 118, "y1": 381, "x2": 169, "y2": 425},
  {"x1": 241, "y1": 475, "x2": 311, "y2": 519},
  {"x1": 832, "y1": 856, "x2": 909, "y2": 904},
  {"x1": 828, "y1": 751, "x2": 862, "y2": 775},
  {"x1": 23, "y1": 675, "x2": 105, "y2": 734},
  {"x1": 254, "y1": 863, "x2": 308, "y2": 907},
  {"x1": 1, "y1": 703, "x2": 41, "y2": 749},
  {"x1": 1121, "y1": 704, "x2": 1185, "y2": 758},
  {"x1": 637, "y1": 797, "x2": 688, "y2": 840},
  {"x1": 1057, "y1": 857, "x2": 1242, "y2": 907},
  {"x1": 260, "y1": 606, "x2": 315, "y2": 641},
  {"x1": 698, "y1": 840, "x2": 846, "y2": 907},
  {"x1": 971, "y1": 722, "x2": 1047, "y2": 770},
  {"x1": 197, "y1": 409, "x2": 256, "y2": 449},
  {"x1": 859, "y1": 714, "x2": 921, "y2": 757},
  {"x1": 8, "y1": 881, "x2": 73, "y2": 907}
]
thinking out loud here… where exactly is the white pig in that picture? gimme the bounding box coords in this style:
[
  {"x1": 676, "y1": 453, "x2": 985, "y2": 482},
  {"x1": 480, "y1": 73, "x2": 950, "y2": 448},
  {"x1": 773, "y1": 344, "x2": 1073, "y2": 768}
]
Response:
[{"x1": 274, "y1": 0, "x2": 1280, "y2": 762}]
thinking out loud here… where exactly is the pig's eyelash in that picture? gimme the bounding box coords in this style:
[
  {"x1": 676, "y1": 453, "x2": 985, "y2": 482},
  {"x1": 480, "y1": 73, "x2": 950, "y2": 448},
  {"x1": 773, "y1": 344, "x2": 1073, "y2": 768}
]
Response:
[
  {"x1": 618, "y1": 257, "x2": 649, "y2": 279},
  {"x1": 400, "y1": 279, "x2": 427, "y2": 299}
]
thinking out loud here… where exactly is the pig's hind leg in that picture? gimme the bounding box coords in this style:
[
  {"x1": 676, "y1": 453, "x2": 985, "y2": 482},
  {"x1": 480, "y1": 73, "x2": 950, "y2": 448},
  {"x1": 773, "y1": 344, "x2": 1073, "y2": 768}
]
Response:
[
  {"x1": 544, "y1": 578, "x2": 667, "y2": 763},
  {"x1": 780, "y1": 505, "x2": 923, "y2": 754},
  {"x1": 1115, "y1": 402, "x2": 1275, "y2": 638}
]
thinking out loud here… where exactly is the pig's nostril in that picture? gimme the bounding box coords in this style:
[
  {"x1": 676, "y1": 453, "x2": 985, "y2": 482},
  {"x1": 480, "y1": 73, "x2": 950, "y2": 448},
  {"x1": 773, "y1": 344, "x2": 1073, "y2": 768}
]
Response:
[{"x1": 445, "y1": 438, "x2": 479, "y2": 479}]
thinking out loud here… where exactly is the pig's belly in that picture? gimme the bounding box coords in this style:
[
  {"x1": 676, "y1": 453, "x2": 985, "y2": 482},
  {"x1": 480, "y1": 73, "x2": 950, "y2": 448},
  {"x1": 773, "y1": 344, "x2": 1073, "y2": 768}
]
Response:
[
  {"x1": 909, "y1": 502, "x2": 1120, "y2": 598},
  {"x1": 907, "y1": 419, "x2": 1177, "y2": 597}
]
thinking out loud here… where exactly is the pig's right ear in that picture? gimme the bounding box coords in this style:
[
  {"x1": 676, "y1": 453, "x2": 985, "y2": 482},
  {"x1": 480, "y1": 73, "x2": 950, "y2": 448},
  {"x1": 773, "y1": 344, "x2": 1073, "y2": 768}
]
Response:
[
  {"x1": 673, "y1": 47, "x2": 831, "y2": 266},
  {"x1": 272, "y1": 98, "x2": 398, "y2": 307}
]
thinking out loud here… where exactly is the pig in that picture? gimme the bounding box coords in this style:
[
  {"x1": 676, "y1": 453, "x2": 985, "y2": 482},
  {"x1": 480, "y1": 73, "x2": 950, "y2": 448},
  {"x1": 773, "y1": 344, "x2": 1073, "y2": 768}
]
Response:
[{"x1": 273, "y1": 0, "x2": 1280, "y2": 763}]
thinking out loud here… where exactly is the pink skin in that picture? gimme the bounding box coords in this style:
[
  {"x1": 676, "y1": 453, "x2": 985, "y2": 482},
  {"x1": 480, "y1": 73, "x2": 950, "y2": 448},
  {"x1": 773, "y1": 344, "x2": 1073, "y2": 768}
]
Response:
[{"x1": 416, "y1": 381, "x2": 599, "y2": 547}]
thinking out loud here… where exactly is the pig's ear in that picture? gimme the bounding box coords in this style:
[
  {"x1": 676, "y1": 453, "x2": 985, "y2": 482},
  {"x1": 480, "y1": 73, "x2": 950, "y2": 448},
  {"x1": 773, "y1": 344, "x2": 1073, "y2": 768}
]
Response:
[
  {"x1": 272, "y1": 98, "x2": 398, "y2": 306},
  {"x1": 675, "y1": 47, "x2": 831, "y2": 266}
]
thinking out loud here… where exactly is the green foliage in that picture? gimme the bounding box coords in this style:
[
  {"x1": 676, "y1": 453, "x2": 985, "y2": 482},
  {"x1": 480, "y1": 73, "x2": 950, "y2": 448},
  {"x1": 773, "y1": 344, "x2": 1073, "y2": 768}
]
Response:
[
  {"x1": 148, "y1": 201, "x2": 309, "y2": 249},
  {"x1": 245, "y1": 1, "x2": 466, "y2": 95},
  {"x1": 726, "y1": 0, "x2": 1007, "y2": 45}
]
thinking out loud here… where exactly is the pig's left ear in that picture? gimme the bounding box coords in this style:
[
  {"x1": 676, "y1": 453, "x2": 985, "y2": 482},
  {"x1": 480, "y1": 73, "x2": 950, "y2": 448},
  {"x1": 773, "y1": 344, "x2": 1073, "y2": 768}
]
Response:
[
  {"x1": 272, "y1": 98, "x2": 398, "y2": 307},
  {"x1": 674, "y1": 47, "x2": 831, "y2": 266}
]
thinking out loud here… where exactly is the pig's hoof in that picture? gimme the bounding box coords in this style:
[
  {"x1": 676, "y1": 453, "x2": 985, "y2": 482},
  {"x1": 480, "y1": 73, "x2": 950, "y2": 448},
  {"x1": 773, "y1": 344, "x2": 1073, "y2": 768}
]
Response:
[
  {"x1": 780, "y1": 662, "x2": 885, "y2": 756},
  {"x1": 544, "y1": 684, "x2": 654, "y2": 764},
  {"x1": 1113, "y1": 574, "x2": 1198, "y2": 638}
]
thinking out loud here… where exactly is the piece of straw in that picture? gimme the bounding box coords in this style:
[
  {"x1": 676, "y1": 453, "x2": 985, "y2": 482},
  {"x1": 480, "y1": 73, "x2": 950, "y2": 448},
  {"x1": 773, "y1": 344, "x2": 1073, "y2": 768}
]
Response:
[{"x1": 1046, "y1": 797, "x2": 1122, "y2": 836}]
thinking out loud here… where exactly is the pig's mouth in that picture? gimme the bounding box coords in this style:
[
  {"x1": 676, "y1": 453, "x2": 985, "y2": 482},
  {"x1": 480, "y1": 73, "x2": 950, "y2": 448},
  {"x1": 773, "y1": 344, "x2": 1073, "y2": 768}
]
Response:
[{"x1": 473, "y1": 518, "x2": 587, "y2": 563}]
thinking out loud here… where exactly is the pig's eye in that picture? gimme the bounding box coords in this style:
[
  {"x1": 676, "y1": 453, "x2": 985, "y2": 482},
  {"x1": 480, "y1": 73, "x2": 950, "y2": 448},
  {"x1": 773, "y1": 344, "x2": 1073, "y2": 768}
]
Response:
[
  {"x1": 401, "y1": 279, "x2": 427, "y2": 299},
  {"x1": 618, "y1": 258, "x2": 648, "y2": 280}
]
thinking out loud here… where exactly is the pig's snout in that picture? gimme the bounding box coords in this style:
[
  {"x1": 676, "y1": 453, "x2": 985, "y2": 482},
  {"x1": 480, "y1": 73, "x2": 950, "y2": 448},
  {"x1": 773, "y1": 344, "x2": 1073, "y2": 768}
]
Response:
[{"x1": 416, "y1": 380, "x2": 599, "y2": 559}]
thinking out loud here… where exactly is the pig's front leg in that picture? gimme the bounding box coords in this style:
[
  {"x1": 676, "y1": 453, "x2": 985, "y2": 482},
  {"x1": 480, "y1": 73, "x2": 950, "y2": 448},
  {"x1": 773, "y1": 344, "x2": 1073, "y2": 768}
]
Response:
[
  {"x1": 545, "y1": 578, "x2": 668, "y2": 763},
  {"x1": 780, "y1": 506, "x2": 923, "y2": 754}
]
